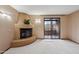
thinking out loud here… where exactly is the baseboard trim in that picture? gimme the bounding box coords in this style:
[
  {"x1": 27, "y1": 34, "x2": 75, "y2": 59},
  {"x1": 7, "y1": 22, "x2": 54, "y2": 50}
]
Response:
[
  {"x1": 68, "y1": 39, "x2": 79, "y2": 44},
  {"x1": 61, "y1": 38, "x2": 69, "y2": 40},
  {"x1": 0, "y1": 47, "x2": 10, "y2": 54},
  {"x1": 37, "y1": 38, "x2": 62, "y2": 39},
  {"x1": 36, "y1": 38, "x2": 45, "y2": 39}
]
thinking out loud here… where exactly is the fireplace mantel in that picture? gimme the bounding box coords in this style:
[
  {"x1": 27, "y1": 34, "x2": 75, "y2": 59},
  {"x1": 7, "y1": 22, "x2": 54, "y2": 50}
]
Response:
[
  {"x1": 11, "y1": 24, "x2": 36, "y2": 47},
  {"x1": 15, "y1": 24, "x2": 32, "y2": 28},
  {"x1": 15, "y1": 24, "x2": 33, "y2": 40}
]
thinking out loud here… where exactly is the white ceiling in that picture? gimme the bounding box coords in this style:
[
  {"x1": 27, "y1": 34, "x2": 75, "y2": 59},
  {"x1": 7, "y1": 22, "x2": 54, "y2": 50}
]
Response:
[{"x1": 11, "y1": 5, "x2": 79, "y2": 15}]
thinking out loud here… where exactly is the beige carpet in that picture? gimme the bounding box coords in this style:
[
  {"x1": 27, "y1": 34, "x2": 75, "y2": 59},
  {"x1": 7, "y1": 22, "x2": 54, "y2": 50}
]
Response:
[{"x1": 4, "y1": 39, "x2": 79, "y2": 54}]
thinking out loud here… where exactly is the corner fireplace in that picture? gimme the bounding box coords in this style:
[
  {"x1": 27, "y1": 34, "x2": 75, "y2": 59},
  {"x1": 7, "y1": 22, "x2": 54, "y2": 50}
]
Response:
[{"x1": 20, "y1": 28, "x2": 32, "y2": 39}]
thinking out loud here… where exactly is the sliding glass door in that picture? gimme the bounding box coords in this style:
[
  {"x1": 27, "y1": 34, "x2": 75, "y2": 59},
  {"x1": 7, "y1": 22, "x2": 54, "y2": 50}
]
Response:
[{"x1": 44, "y1": 18, "x2": 60, "y2": 39}]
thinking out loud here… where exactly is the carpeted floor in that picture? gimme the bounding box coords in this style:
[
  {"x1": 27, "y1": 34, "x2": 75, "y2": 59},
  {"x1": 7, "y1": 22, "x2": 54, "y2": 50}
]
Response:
[{"x1": 4, "y1": 39, "x2": 79, "y2": 54}]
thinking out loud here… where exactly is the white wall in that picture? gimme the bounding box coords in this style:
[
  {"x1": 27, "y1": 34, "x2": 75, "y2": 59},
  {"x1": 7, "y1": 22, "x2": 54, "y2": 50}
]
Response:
[
  {"x1": 0, "y1": 5, "x2": 18, "y2": 53},
  {"x1": 0, "y1": 15, "x2": 14, "y2": 53},
  {"x1": 68, "y1": 11, "x2": 79, "y2": 43}
]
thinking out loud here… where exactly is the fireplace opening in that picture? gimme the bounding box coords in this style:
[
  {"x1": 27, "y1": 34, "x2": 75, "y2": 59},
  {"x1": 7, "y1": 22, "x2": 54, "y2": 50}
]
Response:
[{"x1": 20, "y1": 28, "x2": 32, "y2": 39}]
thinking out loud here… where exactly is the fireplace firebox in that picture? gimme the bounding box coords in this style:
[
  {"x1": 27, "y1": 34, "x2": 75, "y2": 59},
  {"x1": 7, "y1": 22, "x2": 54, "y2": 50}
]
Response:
[{"x1": 20, "y1": 28, "x2": 32, "y2": 39}]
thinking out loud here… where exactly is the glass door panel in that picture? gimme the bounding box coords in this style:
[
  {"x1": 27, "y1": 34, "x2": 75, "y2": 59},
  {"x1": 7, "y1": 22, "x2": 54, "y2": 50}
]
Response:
[
  {"x1": 51, "y1": 20, "x2": 60, "y2": 39},
  {"x1": 44, "y1": 21, "x2": 51, "y2": 38}
]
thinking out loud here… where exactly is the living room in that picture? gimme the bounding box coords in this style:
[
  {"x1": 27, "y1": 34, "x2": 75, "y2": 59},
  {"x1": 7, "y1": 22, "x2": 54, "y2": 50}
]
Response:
[{"x1": 0, "y1": 5, "x2": 79, "y2": 54}]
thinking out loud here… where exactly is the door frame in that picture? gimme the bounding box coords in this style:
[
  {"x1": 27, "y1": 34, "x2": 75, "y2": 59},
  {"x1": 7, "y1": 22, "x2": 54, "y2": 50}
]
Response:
[{"x1": 44, "y1": 17, "x2": 61, "y2": 39}]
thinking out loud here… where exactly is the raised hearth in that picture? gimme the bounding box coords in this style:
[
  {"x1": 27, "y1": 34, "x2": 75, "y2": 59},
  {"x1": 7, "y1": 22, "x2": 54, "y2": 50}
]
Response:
[{"x1": 11, "y1": 36, "x2": 36, "y2": 47}]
